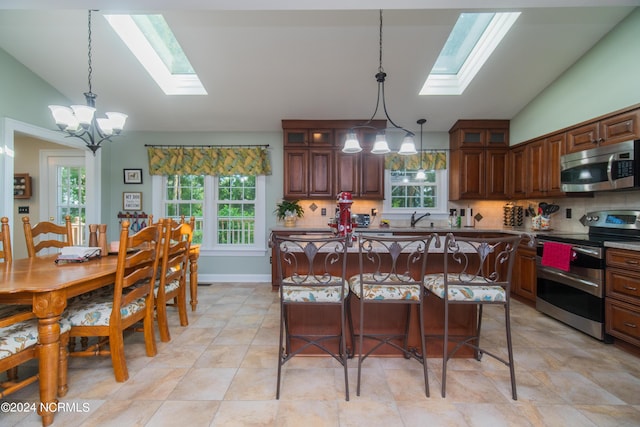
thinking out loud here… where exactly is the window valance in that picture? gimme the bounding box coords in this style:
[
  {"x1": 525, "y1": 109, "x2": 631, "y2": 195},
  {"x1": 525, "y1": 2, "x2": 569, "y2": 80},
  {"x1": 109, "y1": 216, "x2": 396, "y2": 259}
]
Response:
[
  {"x1": 147, "y1": 146, "x2": 272, "y2": 176},
  {"x1": 385, "y1": 151, "x2": 447, "y2": 171}
]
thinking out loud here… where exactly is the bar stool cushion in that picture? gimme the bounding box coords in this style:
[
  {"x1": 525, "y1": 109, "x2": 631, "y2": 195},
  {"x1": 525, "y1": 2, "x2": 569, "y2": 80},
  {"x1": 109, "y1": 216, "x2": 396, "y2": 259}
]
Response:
[
  {"x1": 349, "y1": 273, "x2": 420, "y2": 300},
  {"x1": 424, "y1": 273, "x2": 506, "y2": 302},
  {"x1": 282, "y1": 276, "x2": 348, "y2": 302},
  {"x1": 63, "y1": 296, "x2": 147, "y2": 327}
]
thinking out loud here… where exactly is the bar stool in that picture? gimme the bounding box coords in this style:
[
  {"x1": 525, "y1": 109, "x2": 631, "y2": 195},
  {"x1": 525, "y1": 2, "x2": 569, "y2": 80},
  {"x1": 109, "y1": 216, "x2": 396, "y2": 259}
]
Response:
[
  {"x1": 423, "y1": 233, "x2": 522, "y2": 399},
  {"x1": 349, "y1": 234, "x2": 436, "y2": 397},
  {"x1": 271, "y1": 233, "x2": 350, "y2": 401}
]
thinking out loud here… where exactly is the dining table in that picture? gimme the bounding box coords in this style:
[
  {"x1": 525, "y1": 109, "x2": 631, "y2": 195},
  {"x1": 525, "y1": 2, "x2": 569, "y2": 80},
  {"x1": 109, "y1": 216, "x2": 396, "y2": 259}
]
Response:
[{"x1": 0, "y1": 254, "x2": 119, "y2": 427}]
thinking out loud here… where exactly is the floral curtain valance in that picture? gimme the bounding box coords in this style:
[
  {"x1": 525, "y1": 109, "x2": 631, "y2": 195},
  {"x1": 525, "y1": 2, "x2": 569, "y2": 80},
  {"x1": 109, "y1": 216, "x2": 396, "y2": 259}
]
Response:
[
  {"x1": 147, "y1": 146, "x2": 272, "y2": 176},
  {"x1": 385, "y1": 151, "x2": 447, "y2": 171}
]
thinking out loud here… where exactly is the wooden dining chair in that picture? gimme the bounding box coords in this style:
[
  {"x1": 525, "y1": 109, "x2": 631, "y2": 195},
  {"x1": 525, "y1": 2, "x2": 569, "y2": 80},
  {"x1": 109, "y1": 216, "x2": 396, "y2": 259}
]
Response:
[
  {"x1": 423, "y1": 233, "x2": 522, "y2": 399},
  {"x1": 271, "y1": 233, "x2": 351, "y2": 401},
  {"x1": 0, "y1": 217, "x2": 13, "y2": 263},
  {"x1": 349, "y1": 234, "x2": 436, "y2": 398},
  {"x1": 62, "y1": 220, "x2": 161, "y2": 382},
  {"x1": 155, "y1": 219, "x2": 192, "y2": 342},
  {"x1": 1, "y1": 306, "x2": 71, "y2": 400},
  {"x1": 22, "y1": 215, "x2": 74, "y2": 257}
]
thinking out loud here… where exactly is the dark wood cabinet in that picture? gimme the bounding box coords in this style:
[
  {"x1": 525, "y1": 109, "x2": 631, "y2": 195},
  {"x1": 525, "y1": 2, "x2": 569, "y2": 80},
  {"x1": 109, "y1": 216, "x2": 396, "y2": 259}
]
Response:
[
  {"x1": 308, "y1": 149, "x2": 333, "y2": 198},
  {"x1": 566, "y1": 109, "x2": 640, "y2": 154},
  {"x1": 509, "y1": 146, "x2": 526, "y2": 199},
  {"x1": 526, "y1": 139, "x2": 545, "y2": 198},
  {"x1": 512, "y1": 243, "x2": 537, "y2": 304},
  {"x1": 283, "y1": 120, "x2": 385, "y2": 200},
  {"x1": 606, "y1": 248, "x2": 640, "y2": 348},
  {"x1": 545, "y1": 133, "x2": 565, "y2": 197},
  {"x1": 508, "y1": 133, "x2": 565, "y2": 199},
  {"x1": 449, "y1": 120, "x2": 509, "y2": 201},
  {"x1": 283, "y1": 149, "x2": 308, "y2": 198}
]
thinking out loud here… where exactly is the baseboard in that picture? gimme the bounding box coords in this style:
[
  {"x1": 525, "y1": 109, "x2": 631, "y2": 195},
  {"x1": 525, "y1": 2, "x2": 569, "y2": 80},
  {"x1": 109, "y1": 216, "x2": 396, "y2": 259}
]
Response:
[{"x1": 191, "y1": 273, "x2": 272, "y2": 284}]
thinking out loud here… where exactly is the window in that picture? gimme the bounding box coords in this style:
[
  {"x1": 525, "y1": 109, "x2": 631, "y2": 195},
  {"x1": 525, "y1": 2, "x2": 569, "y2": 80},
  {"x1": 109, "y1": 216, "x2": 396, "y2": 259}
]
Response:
[
  {"x1": 420, "y1": 12, "x2": 521, "y2": 95},
  {"x1": 383, "y1": 168, "x2": 448, "y2": 214},
  {"x1": 153, "y1": 174, "x2": 266, "y2": 256}
]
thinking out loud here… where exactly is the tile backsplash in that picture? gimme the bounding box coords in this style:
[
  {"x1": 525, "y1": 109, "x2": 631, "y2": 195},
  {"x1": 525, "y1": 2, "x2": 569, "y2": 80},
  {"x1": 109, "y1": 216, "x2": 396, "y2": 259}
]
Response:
[{"x1": 285, "y1": 190, "x2": 639, "y2": 232}]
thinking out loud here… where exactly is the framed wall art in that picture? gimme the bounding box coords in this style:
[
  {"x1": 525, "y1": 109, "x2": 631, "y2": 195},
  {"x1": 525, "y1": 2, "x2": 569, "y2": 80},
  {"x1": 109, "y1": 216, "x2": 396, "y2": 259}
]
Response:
[
  {"x1": 123, "y1": 192, "x2": 143, "y2": 211},
  {"x1": 123, "y1": 168, "x2": 143, "y2": 184}
]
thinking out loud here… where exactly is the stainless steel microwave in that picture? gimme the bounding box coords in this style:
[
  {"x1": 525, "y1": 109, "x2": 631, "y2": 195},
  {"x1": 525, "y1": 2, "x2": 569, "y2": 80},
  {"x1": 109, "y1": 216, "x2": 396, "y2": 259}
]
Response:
[{"x1": 560, "y1": 139, "x2": 639, "y2": 192}]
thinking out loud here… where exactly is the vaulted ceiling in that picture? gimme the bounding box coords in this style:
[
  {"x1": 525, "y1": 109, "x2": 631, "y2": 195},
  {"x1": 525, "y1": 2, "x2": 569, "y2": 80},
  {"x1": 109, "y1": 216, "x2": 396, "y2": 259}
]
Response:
[{"x1": 0, "y1": 1, "x2": 637, "y2": 134}]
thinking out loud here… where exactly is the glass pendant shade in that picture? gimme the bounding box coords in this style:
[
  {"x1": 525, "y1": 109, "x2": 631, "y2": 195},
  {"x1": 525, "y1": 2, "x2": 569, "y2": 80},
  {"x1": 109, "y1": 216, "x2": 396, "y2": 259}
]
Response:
[
  {"x1": 371, "y1": 133, "x2": 391, "y2": 154},
  {"x1": 106, "y1": 112, "x2": 128, "y2": 133},
  {"x1": 398, "y1": 135, "x2": 418, "y2": 155},
  {"x1": 70, "y1": 105, "x2": 96, "y2": 127},
  {"x1": 342, "y1": 132, "x2": 363, "y2": 153},
  {"x1": 415, "y1": 168, "x2": 426, "y2": 180}
]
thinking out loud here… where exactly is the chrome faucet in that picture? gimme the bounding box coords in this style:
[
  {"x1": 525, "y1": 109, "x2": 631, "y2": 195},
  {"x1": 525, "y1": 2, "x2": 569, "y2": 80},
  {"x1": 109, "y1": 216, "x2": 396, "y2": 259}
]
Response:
[{"x1": 410, "y1": 211, "x2": 430, "y2": 228}]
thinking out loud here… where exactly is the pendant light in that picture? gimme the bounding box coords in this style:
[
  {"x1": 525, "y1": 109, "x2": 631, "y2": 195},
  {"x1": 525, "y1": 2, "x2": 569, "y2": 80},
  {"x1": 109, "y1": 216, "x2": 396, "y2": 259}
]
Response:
[
  {"x1": 343, "y1": 10, "x2": 416, "y2": 155},
  {"x1": 49, "y1": 10, "x2": 127, "y2": 154},
  {"x1": 415, "y1": 119, "x2": 427, "y2": 180}
]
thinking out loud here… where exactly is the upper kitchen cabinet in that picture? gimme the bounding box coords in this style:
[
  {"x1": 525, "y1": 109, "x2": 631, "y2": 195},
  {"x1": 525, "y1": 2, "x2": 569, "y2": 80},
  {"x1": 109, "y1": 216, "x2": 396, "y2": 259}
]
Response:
[
  {"x1": 449, "y1": 120, "x2": 510, "y2": 200},
  {"x1": 566, "y1": 108, "x2": 640, "y2": 154},
  {"x1": 449, "y1": 120, "x2": 509, "y2": 150},
  {"x1": 334, "y1": 126, "x2": 385, "y2": 199},
  {"x1": 284, "y1": 127, "x2": 334, "y2": 147},
  {"x1": 282, "y1": 120, "x2": 385, "y2": 200},
  {"x1": 509, "y1": 133, "x2": 565, "y2": 199}
]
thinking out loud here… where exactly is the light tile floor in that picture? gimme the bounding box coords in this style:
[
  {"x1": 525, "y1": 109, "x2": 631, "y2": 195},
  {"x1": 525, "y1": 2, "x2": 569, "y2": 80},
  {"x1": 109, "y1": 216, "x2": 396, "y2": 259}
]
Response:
[{"x1": 4, "y1": 283, "x2": 640, "y2": 426}]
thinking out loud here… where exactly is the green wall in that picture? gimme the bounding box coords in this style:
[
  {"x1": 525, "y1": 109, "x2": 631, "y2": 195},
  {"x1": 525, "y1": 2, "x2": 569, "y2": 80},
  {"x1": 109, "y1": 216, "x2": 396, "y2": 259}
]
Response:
[{"x1": 510, "y1": 8, "x2": 640, "y2": 144}]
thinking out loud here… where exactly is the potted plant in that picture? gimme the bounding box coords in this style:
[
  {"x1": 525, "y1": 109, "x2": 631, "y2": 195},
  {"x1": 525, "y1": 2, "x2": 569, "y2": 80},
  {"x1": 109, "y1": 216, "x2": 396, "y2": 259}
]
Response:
[{"x1": 275, "y1": 200, "x2": 304, "y2": 227}]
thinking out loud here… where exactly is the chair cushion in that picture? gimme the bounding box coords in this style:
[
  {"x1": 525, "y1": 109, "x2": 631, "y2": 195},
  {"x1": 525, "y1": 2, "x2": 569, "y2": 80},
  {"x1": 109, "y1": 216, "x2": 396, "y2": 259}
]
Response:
[
  {"x1": 154, "y1": 279, "x2": 180, "y2": 297},
  {"x1": 282, "y1": 276, "x2": 348, "y2": 302},
  {"x1": 63, "y1": 296, "x2": 147, "y2": 327},
  {"x1": 424, "y1": 273, "x2": 506, "y2": 302},
  {"x1": 349, "y1": 273, "x2": 421, "y2": 300},
  {"x1": 0, "y1": 319, "x2": 38, "y2": 360}
]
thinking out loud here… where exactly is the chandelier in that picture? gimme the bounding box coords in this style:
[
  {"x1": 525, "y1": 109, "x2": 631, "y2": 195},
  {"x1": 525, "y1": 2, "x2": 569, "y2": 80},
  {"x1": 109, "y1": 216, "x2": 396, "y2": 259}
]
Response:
[
  {"x1": 342, "y1": 10, "x2": 417, "y2": 155},
  {"x1": 49, "y1": 10, "x2": 127, "y2": 154}
]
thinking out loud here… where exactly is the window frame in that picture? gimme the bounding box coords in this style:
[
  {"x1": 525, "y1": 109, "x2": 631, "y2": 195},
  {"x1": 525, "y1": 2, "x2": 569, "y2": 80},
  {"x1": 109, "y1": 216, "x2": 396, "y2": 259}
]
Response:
[
  {"x1": 382, "y1": 167, "x2": 449, "y2": 216},
  {"x1": 152, "y1": 174, "x2": 267, "y2": 257}
]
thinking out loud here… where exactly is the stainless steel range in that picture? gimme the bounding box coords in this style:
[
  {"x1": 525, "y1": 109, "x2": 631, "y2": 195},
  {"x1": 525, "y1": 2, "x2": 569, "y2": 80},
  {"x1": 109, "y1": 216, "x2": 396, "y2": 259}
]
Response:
[{"x1": 536, "y1": 210, "x2": 640, "y2": 341}]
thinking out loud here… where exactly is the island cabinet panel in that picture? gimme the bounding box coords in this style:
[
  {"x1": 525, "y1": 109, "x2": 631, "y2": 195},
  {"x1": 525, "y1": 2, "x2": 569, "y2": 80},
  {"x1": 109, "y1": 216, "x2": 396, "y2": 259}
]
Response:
[
  {"x1": 281, "y1": 251, "x2": 476, "y2": 357},
  {"x1": 606, "y1": 248, "x2": 640, "y2": 348}
]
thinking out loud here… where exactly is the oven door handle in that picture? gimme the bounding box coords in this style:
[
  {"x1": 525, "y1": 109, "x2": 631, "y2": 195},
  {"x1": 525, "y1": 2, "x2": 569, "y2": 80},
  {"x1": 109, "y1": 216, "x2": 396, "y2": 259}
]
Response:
[
  {"x1": 572, "y1": 246, "x2": 603, "y2": 258},
  {"x1": 537, "y1": 266, "x2": 603, "y2": 297}
]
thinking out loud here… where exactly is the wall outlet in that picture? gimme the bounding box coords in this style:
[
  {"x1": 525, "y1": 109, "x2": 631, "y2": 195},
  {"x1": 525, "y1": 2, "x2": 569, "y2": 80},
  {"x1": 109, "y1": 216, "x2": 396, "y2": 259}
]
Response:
[
  {"x1": 321, "y1": 208, "x2": 327, "y2": 216},
  {"x1": 566, "y1": 208, "x2": 572, "y2": 219},
  {"x1": 18, "y1": 206, "x2": 29, "y2": 214}
]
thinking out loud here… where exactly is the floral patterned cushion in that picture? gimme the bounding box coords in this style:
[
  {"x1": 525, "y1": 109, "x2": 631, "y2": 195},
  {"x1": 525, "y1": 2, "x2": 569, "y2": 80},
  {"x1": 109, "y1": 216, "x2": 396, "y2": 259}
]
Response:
[
  {"x1": 349, "y1": 273, "x2": 421, "y2": 300},
  {"x1": 1, "y1": 317, "x2": 70, "y2": 360},
  {"x1": 424, "y1": 273, "x2": 506, "y2": 302},
  {"x1": 63, "y1": 295, "x2": 147, "y2": 327},
  {"x1": 282, "y1": 276, "x2": 348, "y2": 302},
  {"x1": 154, "y1": 279, "x2": 180, "y2": 297},
  {"x1": 0, "y1": 319, "x2": 38, "y2": 360}
]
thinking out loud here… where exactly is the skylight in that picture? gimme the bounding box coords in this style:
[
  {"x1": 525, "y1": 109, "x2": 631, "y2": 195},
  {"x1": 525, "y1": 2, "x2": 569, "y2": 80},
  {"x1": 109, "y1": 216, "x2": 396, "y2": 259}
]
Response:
[
  {"x1": 104, "y1": 14, "x2": 207, "y2": 96},
  {"x1": 420, "y1": 12, "x2": 520, "y2": 96}
]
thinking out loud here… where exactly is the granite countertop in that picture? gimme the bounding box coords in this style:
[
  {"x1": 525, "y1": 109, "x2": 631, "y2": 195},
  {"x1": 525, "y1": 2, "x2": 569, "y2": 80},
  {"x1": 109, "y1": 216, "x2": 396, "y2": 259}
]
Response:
[
  {"x1": 604, "y1": 241, "x2": 640, "y2": 252},
  {"x1": 270, "y1": 225, "x2": 534, "y2": 236}
]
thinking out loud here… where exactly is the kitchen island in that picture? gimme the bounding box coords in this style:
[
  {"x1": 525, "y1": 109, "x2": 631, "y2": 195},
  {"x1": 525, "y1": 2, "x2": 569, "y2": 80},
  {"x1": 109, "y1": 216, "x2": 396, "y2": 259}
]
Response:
[{"x1": 271, "y1": 226, "x2": 530, "y2": 357}]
